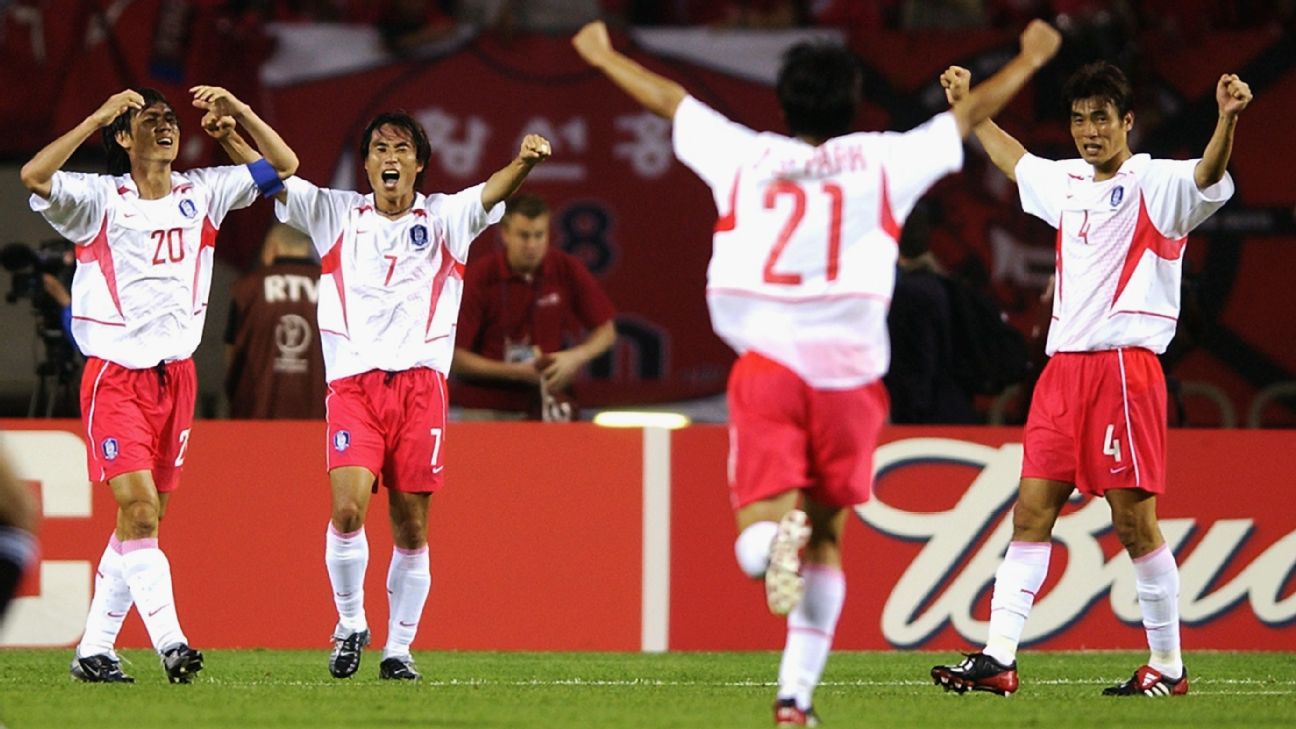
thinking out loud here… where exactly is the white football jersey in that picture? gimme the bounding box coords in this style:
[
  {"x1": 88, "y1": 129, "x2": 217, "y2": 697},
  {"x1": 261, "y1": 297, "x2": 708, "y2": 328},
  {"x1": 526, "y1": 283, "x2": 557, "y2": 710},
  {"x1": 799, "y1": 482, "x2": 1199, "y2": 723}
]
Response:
[
  {"x1": 1015, "y1": 153, "x2": 1233, "y2": 355},
  {"x1": 275, "y1": 177, "x2": 502, "y2": 382},
  {"x1": 29, "y1": 167, "x2": 258, "y2": 368},
  {"x1": 673, "y1": 96, "x2": 963, "y2": 389}
]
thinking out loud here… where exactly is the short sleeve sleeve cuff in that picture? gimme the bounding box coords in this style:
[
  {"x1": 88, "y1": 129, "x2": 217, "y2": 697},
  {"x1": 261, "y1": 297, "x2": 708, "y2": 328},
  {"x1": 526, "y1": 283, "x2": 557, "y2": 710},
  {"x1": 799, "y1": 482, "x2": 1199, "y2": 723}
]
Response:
[
  {"x1": 1197, "y1": 166, "x2": 1235, "y2": 203},
  {"x1": 27, "y1": 171, "x2": 63, "y2": 212}
]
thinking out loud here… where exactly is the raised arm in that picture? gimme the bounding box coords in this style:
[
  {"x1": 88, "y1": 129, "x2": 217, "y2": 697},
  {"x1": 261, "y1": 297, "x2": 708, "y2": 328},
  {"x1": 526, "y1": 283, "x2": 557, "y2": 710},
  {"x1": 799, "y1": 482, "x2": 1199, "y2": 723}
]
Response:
[
  {"x1": 20, "y1": 90, "x2": 144, "y2": 198},
  {"x1": 945, "y1": 20, "x2": 1060, "y2": 139},
  {"x1": 940, "y1": 67, "x2": 1029, "y2": 181},
  {"x1": 191, "y1": 86, "x2": 298, "y2": 179},
  {"x1": 1195, "y1": 73, "x2": 1251, "y2": 190},
  {"x1": 572, "y1": 21, "x2": 687, "y2": 119},
  {"x1": 481, "y1": 134, "x2": 551, "y2": 210},
  {"x1": 202, "y1": 111, "x2": 259, "y2": 164}
]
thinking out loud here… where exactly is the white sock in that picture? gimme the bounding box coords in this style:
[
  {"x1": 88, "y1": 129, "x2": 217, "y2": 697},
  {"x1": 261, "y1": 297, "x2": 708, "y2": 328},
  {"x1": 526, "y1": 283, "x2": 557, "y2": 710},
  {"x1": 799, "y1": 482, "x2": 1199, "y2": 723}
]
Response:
[
  {"x1": 325, "y1": 523, "x2": 369, "y2": 633},
  {"x1": 735, "y1": 521, "x2": 779, "y2": 578},
  {"x1": 384, "y1": 546, "x2": 431, "y2": 659},
  {"x1": 120, "y1": 539, "x2": 187, "y2": 653},
  {"x1": 1134, "y1": 544, "x2": 1183, "y2": 679},
  {"x1": 776, "y1": 565, "x2": 845, "y2": 710},
  {"x1": 77, "y1": 534, "x2": 134, "y2": 658},
  {"x1": 984, "y1": 541, "x2": 1051, "y2": 666}
]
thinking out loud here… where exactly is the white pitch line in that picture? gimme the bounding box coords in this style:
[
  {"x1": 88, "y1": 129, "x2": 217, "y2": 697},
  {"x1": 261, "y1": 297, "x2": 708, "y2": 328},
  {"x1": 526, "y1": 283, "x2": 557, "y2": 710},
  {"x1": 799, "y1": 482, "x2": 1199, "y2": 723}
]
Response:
[{"x1": 195, "y1": 676, "x2": 1296, "y2": 692}]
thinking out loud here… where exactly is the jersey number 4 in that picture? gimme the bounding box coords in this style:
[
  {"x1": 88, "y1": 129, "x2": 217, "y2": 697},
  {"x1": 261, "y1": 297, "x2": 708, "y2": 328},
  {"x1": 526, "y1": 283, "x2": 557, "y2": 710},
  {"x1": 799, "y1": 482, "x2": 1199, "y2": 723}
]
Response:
[{"x1": 151, "y1": 228, "x2": 185, "y2": 265}]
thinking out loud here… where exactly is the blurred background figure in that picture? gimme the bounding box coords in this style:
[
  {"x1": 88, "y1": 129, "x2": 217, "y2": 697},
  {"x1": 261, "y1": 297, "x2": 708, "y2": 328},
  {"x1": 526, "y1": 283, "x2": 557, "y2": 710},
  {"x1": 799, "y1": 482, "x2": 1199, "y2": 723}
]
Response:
[
  {"x1": 884, "y1": 201, "x2": 980, "y2": 424},
  {"x1": 1, "y1": 239, "x2": 80, "y2": 417},
  {"x1": 0, "y1": 447, "x2": 37, "y2": 626},
  {"x1": 452, "y1": 194, "x2": 617, "y2": 421},
  {"x1": 225, "y1": 223, "x2": 326, "y2": 420}
]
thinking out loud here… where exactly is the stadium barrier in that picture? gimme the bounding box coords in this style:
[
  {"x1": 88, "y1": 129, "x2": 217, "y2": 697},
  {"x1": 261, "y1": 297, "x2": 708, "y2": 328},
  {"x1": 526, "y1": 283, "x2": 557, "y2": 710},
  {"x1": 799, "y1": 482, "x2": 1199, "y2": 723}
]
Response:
[{"x1": 1, "y1": 420, "x2": 1292, "y2": 651}]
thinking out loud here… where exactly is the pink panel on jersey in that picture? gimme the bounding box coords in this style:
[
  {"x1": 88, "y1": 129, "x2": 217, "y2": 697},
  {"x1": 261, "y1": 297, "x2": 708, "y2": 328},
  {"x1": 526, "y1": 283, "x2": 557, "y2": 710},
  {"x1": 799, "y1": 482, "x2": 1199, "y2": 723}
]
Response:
[
  {"x1": 1112, "y1": 194, "x2": 1186, "y2": 305},
  {"x1": 878, "y1": 168, "x2": 899, "y2": 242},
  {"x1": 1054, "y1": 225, "x2": 1064, "y2": 304},
  {"x1": 424, "y1": 235, "x2": 463, "y2": 341},
  {"x1": 191, "y1": 217, "x2": 218, "y2": 311},
  {"x1": 714, "y1": 171, "x2": 740, "y2": 233},
  {"x1": 320, "y1": 232, "x2": 350, "y2": 337},
  {"x1": 73, "y1": 215, "x2": 124, "y2": 319}
]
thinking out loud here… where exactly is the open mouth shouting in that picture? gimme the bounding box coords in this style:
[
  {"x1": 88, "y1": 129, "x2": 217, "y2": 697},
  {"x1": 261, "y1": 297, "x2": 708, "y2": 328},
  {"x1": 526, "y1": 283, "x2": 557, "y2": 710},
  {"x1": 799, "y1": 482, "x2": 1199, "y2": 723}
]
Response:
[{"x1": 380, "y1": 169, "x2": 400, "y2": 189}]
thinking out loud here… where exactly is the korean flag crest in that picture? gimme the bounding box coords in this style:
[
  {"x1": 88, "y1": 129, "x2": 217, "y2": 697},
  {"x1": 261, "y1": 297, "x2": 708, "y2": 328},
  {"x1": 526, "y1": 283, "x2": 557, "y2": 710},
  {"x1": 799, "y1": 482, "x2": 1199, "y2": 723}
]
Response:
[
  {"x1": 178, "y1": 199, "x2": 198, "y2": 218},
  {"x1": 410, "y1": 224, "x2": 429, "y2": 249},
  {"x1": 333, "y1": 430, "x2": 351, "y2": 453},
  {"x1": 102, "y1": 437, "x2": 120, "y2": 461},
  {"x1": 1110, "y1": 186, "x2": 1124, "y2": 208}
]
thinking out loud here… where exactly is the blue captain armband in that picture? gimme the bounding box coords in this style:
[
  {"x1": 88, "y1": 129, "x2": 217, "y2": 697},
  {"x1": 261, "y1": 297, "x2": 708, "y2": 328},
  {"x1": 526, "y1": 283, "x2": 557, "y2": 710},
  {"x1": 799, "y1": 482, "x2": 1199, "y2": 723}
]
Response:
[{"x1": 247, "y1": 158, "x2": 285, "y2": 198}]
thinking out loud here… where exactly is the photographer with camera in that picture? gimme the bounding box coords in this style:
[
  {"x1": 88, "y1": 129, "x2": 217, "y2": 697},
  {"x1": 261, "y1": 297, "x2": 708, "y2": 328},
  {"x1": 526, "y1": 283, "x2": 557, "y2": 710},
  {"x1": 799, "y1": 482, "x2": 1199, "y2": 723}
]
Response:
[
  {"x1": 2, "y1": 239, "x2": 80, "y2": 416},
  {"x1": 22, "y1": 85, "x2": 297, "y2": 685}
]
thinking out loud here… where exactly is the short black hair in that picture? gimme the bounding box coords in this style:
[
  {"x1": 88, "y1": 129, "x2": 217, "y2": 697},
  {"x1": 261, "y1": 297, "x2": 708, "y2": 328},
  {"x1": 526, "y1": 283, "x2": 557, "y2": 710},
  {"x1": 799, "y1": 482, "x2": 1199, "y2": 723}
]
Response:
[
  {"x1": 1062, "y1": 62, "x2": 1134, "y2": 118},
  {"x1": 776, "y1": 42, "x2": 861, "y2": 140},
  {"x1": 504, "y1": 193, "x2": 549, "y2": 220},
  {"x1": 102, "y1": 88, "x2": 173, "y2": 176},
  {"x1": 358, "y1": 111, "x2": 432, "y2": 189}
]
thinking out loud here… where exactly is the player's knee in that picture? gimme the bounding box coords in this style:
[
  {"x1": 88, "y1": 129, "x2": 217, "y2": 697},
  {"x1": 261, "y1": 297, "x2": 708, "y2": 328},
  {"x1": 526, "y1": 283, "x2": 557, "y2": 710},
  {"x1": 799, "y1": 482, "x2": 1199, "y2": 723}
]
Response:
[
  {"x1": 331, "y1": 502, "x2": 365, "y2": 533},
  {"x1": 391, "y1": 519, "x2": 427, "y2": 550},
  {"x1": 1111, "y1": 514, "x2": 1157, "y2": 555},
  {"x1": 1010, "y1": 502, "x2": 1056, "y2": 540},
  {"x1": 121, "y1": 500, "x2": 159, "y2": 537}
]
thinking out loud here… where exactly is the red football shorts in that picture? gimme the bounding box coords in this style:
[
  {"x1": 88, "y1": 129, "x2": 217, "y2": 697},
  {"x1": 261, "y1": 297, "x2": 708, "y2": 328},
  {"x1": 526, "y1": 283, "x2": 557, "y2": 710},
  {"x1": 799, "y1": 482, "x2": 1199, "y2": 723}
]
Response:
[
  {"x1": 1022, "y1": 348, "x2": 1167, "y2": 496},
  {"x1": 80, "y1": 357, "x2": 197, "y2": 493},
  {"x1": 324, "y1": 368, "x2": 449, "y2": 493},
  {"x1": 726, "y1": 351, "x2": 888, "y2": 510}
]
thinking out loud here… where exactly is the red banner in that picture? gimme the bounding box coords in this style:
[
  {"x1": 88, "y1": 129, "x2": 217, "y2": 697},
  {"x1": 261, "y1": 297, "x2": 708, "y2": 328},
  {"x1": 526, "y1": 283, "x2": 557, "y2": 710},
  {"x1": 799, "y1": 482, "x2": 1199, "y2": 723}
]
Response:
[{"x1": 2, "y1": 420, "x2": 1292, "y2": 652}]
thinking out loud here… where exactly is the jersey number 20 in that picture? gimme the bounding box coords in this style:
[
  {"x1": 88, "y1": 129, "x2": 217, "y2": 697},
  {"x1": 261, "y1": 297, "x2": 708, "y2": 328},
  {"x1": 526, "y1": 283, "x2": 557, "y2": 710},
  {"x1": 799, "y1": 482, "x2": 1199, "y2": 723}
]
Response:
[{"x1": 151, "y1": 228, "x2": 185, "y2": 265}]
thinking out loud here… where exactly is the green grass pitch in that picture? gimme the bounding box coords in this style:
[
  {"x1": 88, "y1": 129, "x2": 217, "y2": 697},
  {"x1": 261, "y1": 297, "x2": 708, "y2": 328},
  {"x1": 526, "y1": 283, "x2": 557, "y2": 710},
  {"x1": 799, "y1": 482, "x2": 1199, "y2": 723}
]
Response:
[{"x1": 1, "y1": 650, "x2": 1292, "y2": 728}]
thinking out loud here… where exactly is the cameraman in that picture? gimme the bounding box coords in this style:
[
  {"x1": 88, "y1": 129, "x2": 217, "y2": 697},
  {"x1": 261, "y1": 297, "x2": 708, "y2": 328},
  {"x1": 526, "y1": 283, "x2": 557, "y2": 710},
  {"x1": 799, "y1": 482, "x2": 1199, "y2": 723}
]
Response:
[
  {"x1": 1, "y1": 239, "x2": 80, "y2": 416},
  {"x1": 41, "y1": 251, "x2": 77, "y2": 350}
]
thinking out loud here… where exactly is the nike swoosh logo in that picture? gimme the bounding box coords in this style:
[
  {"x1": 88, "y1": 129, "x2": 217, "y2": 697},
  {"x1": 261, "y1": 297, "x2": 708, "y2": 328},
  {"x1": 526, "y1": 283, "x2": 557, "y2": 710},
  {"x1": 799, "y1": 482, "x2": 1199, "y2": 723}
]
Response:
[
  {"x1": 432, "y1": 466, "x2": 444, "y2": 474},
  {"x1": 335, "y1": 592, "x2": 353, "y2": 598},
  {"x1": 398, "y1": 621, "x2": 417, "y2": 627},
  {"x1": 147, "y1": 604, "x2": 171, "y2": 617},
  {"x1": 107, "y1": 611, "x2": 127, "y2": 618},
  {"x1": 1110, "y1": 466, "x2": 1128, "y2": 474}
]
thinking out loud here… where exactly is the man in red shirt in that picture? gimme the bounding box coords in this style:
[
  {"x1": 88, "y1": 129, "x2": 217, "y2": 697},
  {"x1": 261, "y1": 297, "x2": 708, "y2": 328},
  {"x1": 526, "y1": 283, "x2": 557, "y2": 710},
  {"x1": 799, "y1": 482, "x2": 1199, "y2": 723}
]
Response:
[{"x1": 452, "y1": 194, "x2": 616, "y2": 420}]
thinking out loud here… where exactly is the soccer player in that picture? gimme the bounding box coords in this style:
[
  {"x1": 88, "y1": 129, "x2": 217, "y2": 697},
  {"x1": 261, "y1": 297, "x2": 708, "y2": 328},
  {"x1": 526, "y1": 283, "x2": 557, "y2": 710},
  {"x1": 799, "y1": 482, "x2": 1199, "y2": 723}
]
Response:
[
  {"x1": 21, "y1": 86, "x2": 298, "y2": 683},
  {"x1": 930, "y1": 63, "x2": 1250, "y2": 697},
  {"x1": 271, "y1": 114, "x2": 550, "y2": 680},
  {"x1": 573, "y1": 19, "x2": 1059, "y2": 725}
]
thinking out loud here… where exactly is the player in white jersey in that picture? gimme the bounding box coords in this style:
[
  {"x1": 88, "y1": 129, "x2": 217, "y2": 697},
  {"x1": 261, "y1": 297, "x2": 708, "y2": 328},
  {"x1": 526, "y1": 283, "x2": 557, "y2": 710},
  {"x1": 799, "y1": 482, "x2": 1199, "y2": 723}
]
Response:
[
  {"x1": 573, "y1": 19, "x2": 1060, "y2": 725},
  {"x1": 21, "y1": 86, "x2": 297, "y2": 683},
  {"x1": 266, "y1": 111, "x2": 549, "y2": 680},
  {"x1": 931, "y1": 62, "x2": 1251, "y2": 698}
]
